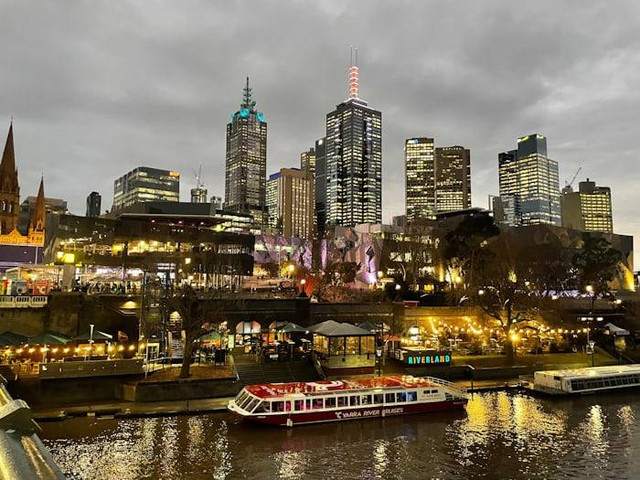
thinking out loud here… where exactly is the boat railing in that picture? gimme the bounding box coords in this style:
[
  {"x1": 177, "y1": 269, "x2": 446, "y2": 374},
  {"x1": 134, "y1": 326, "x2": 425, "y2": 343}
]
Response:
[{"x1": 422, "y1": 376, "x2": 467, "y2": 396}]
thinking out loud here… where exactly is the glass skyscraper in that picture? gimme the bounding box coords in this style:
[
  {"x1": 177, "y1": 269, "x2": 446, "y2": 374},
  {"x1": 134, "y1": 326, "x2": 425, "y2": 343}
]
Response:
[
  {"x1": 498, "y1": 134, "x2": 560, "y2": 227},
  {"x1": 323, "y1": 61, "x2": 382, "y2": 229},
  {"x1": 112, "y1": 167, "x2": 180, "y2": 212},
  {"x1": 405, "y1": 137, "x2": 435, "y2": 220},
  {"x1": 225, "y1": 77, "x2": 267, "y2": 227},
  {"x1": 435, "y1": 146, "x2": 471, "y2": 213}
]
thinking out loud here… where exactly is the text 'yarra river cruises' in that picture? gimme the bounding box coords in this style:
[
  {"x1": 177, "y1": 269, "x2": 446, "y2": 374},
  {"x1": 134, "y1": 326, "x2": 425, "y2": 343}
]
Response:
[{"x1": 228, "y1": 375, "x2": 468, "y2": 427}]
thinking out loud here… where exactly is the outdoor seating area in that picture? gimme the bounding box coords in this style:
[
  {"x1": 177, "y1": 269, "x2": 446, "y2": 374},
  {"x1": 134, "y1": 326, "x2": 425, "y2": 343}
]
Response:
[{"x1": 310, "y1": 320, "x2": 376, "y2": 375}]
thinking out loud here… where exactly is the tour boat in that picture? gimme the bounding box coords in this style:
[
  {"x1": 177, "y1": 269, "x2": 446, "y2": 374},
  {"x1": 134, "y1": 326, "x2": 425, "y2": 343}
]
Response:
[
  {"x1": 228, "y1": 375, "x2": 468, "y2": 427},
  {"x1": 527, "y1": 364, "x2": 640, "y2": 395}
]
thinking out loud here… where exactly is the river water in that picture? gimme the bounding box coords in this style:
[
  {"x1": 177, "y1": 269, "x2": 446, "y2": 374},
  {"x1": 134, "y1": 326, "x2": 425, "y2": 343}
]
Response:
[{"x1": 40, "y1": 391, "x2": 640, "y2": 479}]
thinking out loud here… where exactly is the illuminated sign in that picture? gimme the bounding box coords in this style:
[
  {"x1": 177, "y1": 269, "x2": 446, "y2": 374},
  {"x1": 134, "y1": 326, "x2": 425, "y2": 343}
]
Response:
[
  {"x1": 405, "y1": 352, "x2": 451, "y2": 366},
  {"x1": 169, "y1": 171, "x2": 180, "y2": 177}
]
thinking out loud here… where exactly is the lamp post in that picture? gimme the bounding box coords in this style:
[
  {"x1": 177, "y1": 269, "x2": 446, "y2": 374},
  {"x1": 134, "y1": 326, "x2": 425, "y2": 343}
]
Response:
[{"x1": 89, "y1": 323, "x2": 94, "y2": 361}]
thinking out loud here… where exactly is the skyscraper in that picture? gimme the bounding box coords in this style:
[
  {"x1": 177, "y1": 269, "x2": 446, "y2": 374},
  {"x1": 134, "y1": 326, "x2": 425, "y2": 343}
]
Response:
[
  {"x1": 112, "y1": 167, "x2": 180, "y2": 211},
  {"x1": 561, "y1": 178, "x2": 613, "y2": 233},
  {"x1": 405, "y1": 137, "x2": 435, "y2": 221},
  {"x1": 300, "y1": 147, "x2": 316, "y2": 176},
  {"x1": 86, "y1": 191, "x2": 101, "y2": 217},
  {"x1": 324, "y1": 53, "x2": 382, "y2": 229},
  {"x1": 498, "y1": 134, "x2": 560, "y2": 227},
  {"x1": 314, "y1": 137, "x2": 327, "y2": 236},
  {"x1": 266, "y1": 168, "x2": 314, "y2": 239},
  {"x1": 225, "y1": 77, "x2": 267, "y2": 227},
  {"x1": 435, "y1": 146, "x2": 471, "y2": 213},
  {"x1": 0, "y1": 123, "x2": 19, "y2": 234}
]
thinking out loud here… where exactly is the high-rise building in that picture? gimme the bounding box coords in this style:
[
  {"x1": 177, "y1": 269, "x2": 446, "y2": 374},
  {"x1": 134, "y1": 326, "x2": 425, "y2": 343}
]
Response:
[
  {"x1": 86, "y1": 191, "x2": 101, "y2": 217},
  {"x1": 561, "y1": 178, "x2": 613, "y2": 233},
  {"x1": 435, "y1": 146, "x2": 471, "y2": 213},
  {"x1": 324, "y1": 54, "x2": 382, "y2": 229},
  {"x1": 0, "y1": 123, "x2": 19, "y2": 234},
  {"x1": 190, "y1": 187, "x2": 208, "y2": 203},
  {"x1": 300, "y1": 147, "x2": 316, "y2": 176},
  {"x1": 498, "y1": 134, "x2": 560, "y2": 227},
  {"x1": 224, "y1": 77, "x2": 267, "y2": 227},
  {"x1": 210, "y1": 195, "x2": 223, "y2": 211},
  {"x1": 405, "y1": 137, "x2": 435, "y2": 220},
  {"x1": 112, "y1": 167, "x2": 180, "y2": 212},
  {"x1": 314, "y1": 137, "x2": 327, "y2": 236},
  {"x1": 266, "y1": 168, "x2": 314, "y2": 239}
]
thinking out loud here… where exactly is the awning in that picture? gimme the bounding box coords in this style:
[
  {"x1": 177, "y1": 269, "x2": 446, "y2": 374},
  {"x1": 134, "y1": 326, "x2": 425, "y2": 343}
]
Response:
[
  {"x1": 312, "y1": 322, "x2": 374, "y2": 337},
  {"x1": 604, "y1": 323, "x2": 630, "y2": 336},
  {"x1": 28, "y1": 333, "x2": 72, "y2": 345},
  {"x1": 236, "y1": 321, "x2": 261, "y2": 334},
  {"x1": 0, "y1": 331, "x2": 28, "y2": 346},
  {"x1": 277, "y1": 323, "x2": 308, "y2": 334},
  {"x1": 198, "y1": 331, "x2": 221, "y2": 342}
]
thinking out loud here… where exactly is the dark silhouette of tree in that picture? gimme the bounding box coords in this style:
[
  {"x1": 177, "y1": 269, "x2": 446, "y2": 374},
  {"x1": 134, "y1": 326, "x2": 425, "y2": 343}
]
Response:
[{"x1": 573, "y1": 235, "x2": 621, "y2": 298}]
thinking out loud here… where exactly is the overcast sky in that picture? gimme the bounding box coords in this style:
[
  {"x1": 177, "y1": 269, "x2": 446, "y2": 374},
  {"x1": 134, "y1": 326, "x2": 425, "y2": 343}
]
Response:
[{"x1": 1, "y1": 0, "x2": 639, "y2": 265}]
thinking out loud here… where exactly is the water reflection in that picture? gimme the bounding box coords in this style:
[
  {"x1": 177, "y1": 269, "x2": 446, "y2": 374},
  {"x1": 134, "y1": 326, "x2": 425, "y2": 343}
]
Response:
[{"x1": 41, "y1": 392, "x2": 640, "y2": 479}]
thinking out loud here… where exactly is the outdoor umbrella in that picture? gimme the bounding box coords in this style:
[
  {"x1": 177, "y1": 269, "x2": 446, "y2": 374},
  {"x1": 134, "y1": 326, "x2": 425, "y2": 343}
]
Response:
[
  {"x1": 0, "y1": 331, "x2": 28, "y2": 346},
  {"x1": 74, "y1": 330, "x2": 113, "y2": 341},
  {"x1": 277, "y1": 322, "x2": 308, "y2": 334},
  {"x1": 28, "y1": 332, "x2": 72, "y2": 345}
]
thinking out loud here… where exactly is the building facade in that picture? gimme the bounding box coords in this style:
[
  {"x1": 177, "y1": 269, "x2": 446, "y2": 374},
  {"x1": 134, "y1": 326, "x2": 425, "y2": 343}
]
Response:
[
  {"x1": 561, "y1": 178, "x2": 613, "y2": 233},
  {"x1": 324, "y1": 61, "x2": 382, "y2": 229},
  {"x1": 435, "y1": 146, "x2": 471, "y2": 213},
  {"x1": 86, "y1": 191, "x2": 101, "y2": 217},
  {"x1": 498, "y1": 134, "x2": 560, "y2": 227},
  {"x1": 405, "y1": 137, "x2": 435, "y2": 220},
  {"x1": 19, "y1": 195, "x2": 67, "y2": 233},
  {"x1": 266, "y1": 168, "x2": 314, "y2": 239},
  {"x1": 224, "y1": 77, "x2": 268, "y2": 227},
  {"x1": 112, "y1": 167, "x2": 180, "y2": 212},
  {"x1": 314, "y1": 137, "x2": 327, "y2": 236},
  {"x1": 300, "y1": 147, "x2": 316, "y2": 176}
]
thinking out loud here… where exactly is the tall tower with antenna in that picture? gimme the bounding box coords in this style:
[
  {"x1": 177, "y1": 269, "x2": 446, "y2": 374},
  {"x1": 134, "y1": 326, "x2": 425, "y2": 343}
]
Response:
[
  {"x1": 224, "y1": 77, "x2": 268, "y2": 226},
  {"x1": 322, "y1": 47, "x2": 382, "y2": 229}
]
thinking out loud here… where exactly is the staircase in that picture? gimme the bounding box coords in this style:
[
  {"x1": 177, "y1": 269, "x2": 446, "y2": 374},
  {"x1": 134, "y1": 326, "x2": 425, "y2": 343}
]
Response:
[{"x1": 233, "y1": 355, "x2": 320, "y2": 385}]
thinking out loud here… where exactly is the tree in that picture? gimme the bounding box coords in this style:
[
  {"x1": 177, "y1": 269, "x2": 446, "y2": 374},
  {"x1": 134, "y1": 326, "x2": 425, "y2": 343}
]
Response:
[
  {"x1": 391, "y1": 219, "x2": 437, "y2": 290},
  {"x1": 262, "y1": 261, "x2": 280, "y2": 279},
  {"x1": 440, "y1": 215, "x2": 500, "y2": 289},
  {"x1": 573, "y1": 235, "x2": 621, "y2": 298},
  {"x1": 170, "y1": 285, "x2": 215, "y2": 378}
]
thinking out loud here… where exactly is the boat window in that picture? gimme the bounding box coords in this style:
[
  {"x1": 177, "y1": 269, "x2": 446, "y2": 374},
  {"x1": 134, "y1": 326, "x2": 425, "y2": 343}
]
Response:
[
  {"x1": 253, "y1": 401, "x2": 267, "y2": 413},
  {"x1": 246, "y1": 398, "x2": 260, "y2": 412},
  {"x1": 295, "y1": 400, "x2": 305, "y2": 411},
  {"x1": 360, "y1": 395, "x2": 372, "y2": 405},
  {"x1": 385, "y1": 393, "x2": 395, "y2": 403},
  {"x1": 337, "y1": 396, "x2": 348, "y2": 407},
  {"x1": 350, "y1": 395, "x2": 360, "y2": 406},
  {"x1": 285, "y1": 401, "x2": 292, "y2": 412},
  {"x1": 396, "y1": 392, "x2": 407, "y2": 403},
  {"x1": 373, "y1": 394, "x2": 384, "y2": 404},
  {"x1": 407, "y1": 391, "x2": 417, "y2": 402},
  {"x1": 239, "y1": 396, "x2": 254, "y2": 410},
  {"x1": 272, "y1": 401, "x2": 284, "y2": 412},
  {"x1": 313, "y1": 398, "x2": 324, "y2": 409},
  {"x1": 326, "y1": 397, "x2": 336, "y2": 408}
]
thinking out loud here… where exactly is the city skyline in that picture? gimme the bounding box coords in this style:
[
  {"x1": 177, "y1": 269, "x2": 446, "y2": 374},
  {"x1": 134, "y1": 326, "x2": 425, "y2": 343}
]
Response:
[{"x1": 1, "y1": 1, "x2": 639, "y2": 264}]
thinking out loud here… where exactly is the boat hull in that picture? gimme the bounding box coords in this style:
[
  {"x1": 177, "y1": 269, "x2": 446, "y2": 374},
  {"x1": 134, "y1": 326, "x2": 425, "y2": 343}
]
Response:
[{"x1": 233, "y1": 399, "x2": 468, "y2": 427}]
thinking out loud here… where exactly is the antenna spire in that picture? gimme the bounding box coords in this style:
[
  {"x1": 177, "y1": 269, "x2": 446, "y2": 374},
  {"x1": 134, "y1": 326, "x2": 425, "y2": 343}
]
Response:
[
  {"x1": 349, "y1": 46, "x2": 359, "y2": 99},
  {"x1": 242, "y1": 76, "x2": 254, "y2": 110}
]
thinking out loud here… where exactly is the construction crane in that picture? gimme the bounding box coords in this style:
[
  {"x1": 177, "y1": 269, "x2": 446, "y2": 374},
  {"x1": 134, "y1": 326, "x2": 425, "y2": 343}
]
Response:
[
  {"x1": 192, "y1": 164, "x2": 204, "y2": 189},
  {"x1": 565, "y1": 166, "x2": 582, "y2": 189}
]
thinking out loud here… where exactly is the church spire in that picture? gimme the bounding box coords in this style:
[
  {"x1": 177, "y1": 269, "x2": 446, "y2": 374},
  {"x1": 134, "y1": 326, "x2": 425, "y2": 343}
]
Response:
[
  {"x1": 31, "y1": 176, "x2": 45, "y2": 232},
  {"x1": 0, "y1": 122, "x2": 19, "y2": 193}
]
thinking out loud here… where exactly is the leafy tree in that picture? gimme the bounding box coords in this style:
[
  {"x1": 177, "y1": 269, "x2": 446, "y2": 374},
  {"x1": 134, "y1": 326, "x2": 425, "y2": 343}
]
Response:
[
  {"x1": 573, "y1": 235, "x2": 621, "y2": 298},
  {"x1": 390, "y1": 219, "x2": 437, "y2": 290},
  {"x1": 262, "y1": 261, "x2": 280, "y2": 279}
]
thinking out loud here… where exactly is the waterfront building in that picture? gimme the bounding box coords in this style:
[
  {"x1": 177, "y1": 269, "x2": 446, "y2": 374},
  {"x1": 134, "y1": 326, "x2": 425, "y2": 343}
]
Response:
[
  {"x1": 435, "y1": 146, "x2": 471, "y2": 213},
  {"x1": 314, "y1": 137, "x2": 327, "y2": 236},
  {"x1": 498, "y1": 134, "x2": 561, "y2": 227},
  {"x1": 0, "y1": 123, "x2": 19, "y2": 234},
  {"x1": 225, "y1": 77, "x2": 268, "y2": 227},
  {"x1": 405, "y1": 137, "x2": 435, "y2": 221},
  {"x1": 266, "y1": 168, "x2": 314, "y2": 239},
  {"x1": 86, "y1": 191, "x2": 101, "y2": 217},
  {"x1": 112, "y1": 167, "x2": 180, "y2": 212},
  {"x1": 561, "y1": 178, "x2": 613, "y2": 233},
  {"x1": 324, "y1": 55, "x2": 382, "y2": 229}
]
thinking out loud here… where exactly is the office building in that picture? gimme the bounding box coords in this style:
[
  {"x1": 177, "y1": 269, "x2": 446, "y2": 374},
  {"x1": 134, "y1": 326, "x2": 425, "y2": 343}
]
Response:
[
  {"x1": 498, "y1": 134, "x2": 560, "y2": 227},
  {"x1": 112, "y1": 167, "x2": 180, "y2": 212},
  {"x1": 86, "y1": 192, "x2": 101, "y2": 217},
  {"x1": 324, "y1": 55, "x2": 382, "y2": 229},
  {"x1": 224, "y1": 77, "x2": 268, "y2": 227},
  {"x1": 561, "y1": 178, "x2": 613, "y2": 233},
  {"x1": 405, "y1": 137, "x2": 435, "y2": 220},
  {"x1": 191, "y1": 187, "x2": 208, "y2": 204},
  {"x1": 435, "y1": 146, "x2": 471, "y2": 213},
  {"x1": 314, "y1": 137, "x2": 327, "y2": 236},
  {"x1": 300, "y1": 147, "x2": 316, "y2": 176},
  {"x1": 266, "y1": 168, "x2": 314, "y2": 239},
  {"x1": 210, "y1": 196, "x2": 223, "y2": 210}
]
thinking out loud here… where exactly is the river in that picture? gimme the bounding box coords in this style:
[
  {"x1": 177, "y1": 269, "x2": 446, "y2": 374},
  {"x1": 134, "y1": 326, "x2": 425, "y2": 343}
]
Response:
[{"x1": 40, "y1": 391, "x2": 640, "y2": 479}]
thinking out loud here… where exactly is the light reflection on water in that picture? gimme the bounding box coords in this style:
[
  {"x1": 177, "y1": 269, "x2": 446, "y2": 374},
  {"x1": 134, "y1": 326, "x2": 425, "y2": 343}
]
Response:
[{"x1": 41, "y1": 392, "x2": 640, "y2": 479}]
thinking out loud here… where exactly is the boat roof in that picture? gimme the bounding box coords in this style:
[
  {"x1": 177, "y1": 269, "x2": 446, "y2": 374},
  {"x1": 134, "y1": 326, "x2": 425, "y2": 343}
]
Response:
[
  {"x1": 535, "y1": 364, "x2": 640, "y2": 379},
  {"x1": 244, "y1": 375, "x2": 438, "y2": 399}
]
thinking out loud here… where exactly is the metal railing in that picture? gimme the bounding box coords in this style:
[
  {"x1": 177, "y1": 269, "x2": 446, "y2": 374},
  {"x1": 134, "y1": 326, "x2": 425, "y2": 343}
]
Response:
[
  {"x1": 0, "y1": 375, "x2": 65, "y2": 479},
  {"x1": 0, "y1": 296, "x2": 49, "y2": 308},
  {"x1": 421, "y1": 376, "x2": 468, "y2": 396}
]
